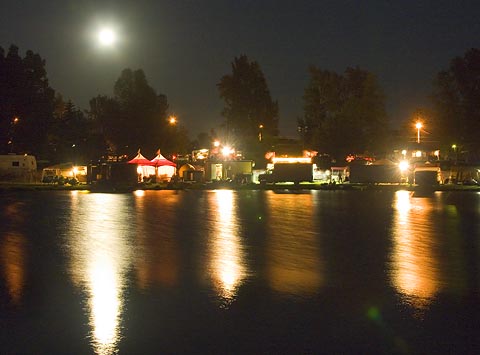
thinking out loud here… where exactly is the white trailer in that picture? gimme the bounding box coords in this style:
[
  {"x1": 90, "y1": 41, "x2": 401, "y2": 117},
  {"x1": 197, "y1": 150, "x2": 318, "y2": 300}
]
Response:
[{"x1": 0, "y1": 154, "x2": 37, "y2": 182}]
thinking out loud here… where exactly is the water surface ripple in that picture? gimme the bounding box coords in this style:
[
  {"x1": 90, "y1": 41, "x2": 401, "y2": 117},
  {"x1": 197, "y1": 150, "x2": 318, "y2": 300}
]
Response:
[{"x1": 1, "y1": 190, "x2": 479, "y2": 353}]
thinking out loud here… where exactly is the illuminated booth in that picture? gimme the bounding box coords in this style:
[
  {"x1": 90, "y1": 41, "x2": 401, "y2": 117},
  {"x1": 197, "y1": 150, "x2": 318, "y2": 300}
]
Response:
[
  {"x1": 41, "y1": 162, "x2": 87, "y2": 183},
  {"x1": 205, "y1": 160, "x2": 253, "y2": 182},
  {"x1": 127, "y1": 150, "x2": 176, "y2": 183},
  {"x1": 150, "y1": 152, "x2": 177, "y2": 182}
]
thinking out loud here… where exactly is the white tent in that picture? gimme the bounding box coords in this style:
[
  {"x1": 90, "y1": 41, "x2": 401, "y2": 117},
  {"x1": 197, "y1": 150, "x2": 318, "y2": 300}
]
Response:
[{"x1": 150, "y1": 152, "x2": 176, "y2": 181}]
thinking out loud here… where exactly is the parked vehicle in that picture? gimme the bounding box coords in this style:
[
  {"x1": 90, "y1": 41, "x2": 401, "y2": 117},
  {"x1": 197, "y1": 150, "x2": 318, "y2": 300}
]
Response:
[{"x1": 259, "y1": 163, "x2": 313, "y2": 185}]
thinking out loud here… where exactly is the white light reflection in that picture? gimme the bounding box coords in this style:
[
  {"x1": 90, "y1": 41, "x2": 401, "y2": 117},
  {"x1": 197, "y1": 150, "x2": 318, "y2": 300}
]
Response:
[
  {"x1": 67, "y1": 192, "x2": 133, "y2": 355},
  {"x1": 390, "y1": 191, "x2": 440, "y2": 312},
  {"x1": 208, "y1": 190, "x2": 247, "y2": 305},
  {"x1": 133, "y1": 190, "x2": 145, "y2": 197}
]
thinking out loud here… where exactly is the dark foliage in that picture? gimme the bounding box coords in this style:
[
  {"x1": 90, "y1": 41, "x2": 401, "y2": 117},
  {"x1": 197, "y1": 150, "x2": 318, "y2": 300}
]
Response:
[
  {"x1": 432, "y1": 48, "x2": 480, "y2": 160},
  {"x1": 0, "y1": 45, "x2": 55, "y2": 156},
  {"x1": 218, "y1": 55, "x2": 279, "y2": 158},
  {"x1": 300, "y1": 66, "x2": 388, "y2": 161}
]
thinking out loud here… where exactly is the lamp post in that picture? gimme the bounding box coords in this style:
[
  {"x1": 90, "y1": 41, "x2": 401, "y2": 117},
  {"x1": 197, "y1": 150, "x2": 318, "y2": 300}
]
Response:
[
  {"x1": 167, "y1": 116, "x2": 180, "y2": 179},
  {"x1": 8, "y1": 116, "x2": 20, "y2": 153},
  {"x1": 258, "y1": 124, "x2": 264, "y2": 142},
  {"x1": 415, "y1": 122, "x2": 423, "y2": 144}
]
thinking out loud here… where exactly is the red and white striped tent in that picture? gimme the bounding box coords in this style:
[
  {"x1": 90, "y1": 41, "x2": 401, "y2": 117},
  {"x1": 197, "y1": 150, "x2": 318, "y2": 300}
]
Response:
[
  {"x1": 150, "y1": 151, "x2": 176, "y2": 180},
  {"x1": 128, "y1": 150, "x2": 176, "y2": 182},
  {"x1": 127, "y1": 151, "x2": 154, "y2": 166}
]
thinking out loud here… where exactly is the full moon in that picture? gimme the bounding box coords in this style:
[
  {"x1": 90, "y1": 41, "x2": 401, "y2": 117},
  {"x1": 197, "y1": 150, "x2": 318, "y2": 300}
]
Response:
[{"x1": 98, "y1": 28, "x2": 116, "y2": 46}]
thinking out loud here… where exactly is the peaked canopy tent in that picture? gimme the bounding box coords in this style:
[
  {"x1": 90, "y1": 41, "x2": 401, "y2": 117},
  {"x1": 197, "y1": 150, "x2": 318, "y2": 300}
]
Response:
[
  {"x1": 127, "y1": 150, "x2": 176, "y2": 182},
  {"x1": 127, "y1": 151, "x2": 154, "y2": 166},
  {"x1": 150, "y1": 152, "x2": 176, "y2": 181},
  {"x1": 128, "y1": 151, "x2": 154, "y2": 182},
  {"x1": 151, "y1": 153, "x2": 176, "y2": 167}
]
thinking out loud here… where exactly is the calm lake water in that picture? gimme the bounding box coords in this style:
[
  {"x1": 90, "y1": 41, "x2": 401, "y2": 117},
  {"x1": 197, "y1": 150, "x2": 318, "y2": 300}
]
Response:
[{"x1": 1, "y1": 189, "x2": 480, "y2": 354}]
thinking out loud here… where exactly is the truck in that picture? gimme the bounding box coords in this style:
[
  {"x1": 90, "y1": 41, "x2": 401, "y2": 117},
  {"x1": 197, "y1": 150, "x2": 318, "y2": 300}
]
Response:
[{"x1": 259, "y1": 163, "x2": 313, "y2": 185}]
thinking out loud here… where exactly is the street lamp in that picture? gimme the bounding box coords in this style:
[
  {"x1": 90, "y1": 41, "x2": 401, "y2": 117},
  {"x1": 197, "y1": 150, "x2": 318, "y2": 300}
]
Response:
[
  {"x1": 8, "y1": 116, "x2": 20, "y2": 152},
  {"x1": 168, "y1": 116, "x2": 177, "y2": 125},
  {"x1": 415, "y1": 122, "x2": 423, "y2": 144},
  {"x1": 258, "y1": 124, "x2": 264, "y2": 142},
  {"x1": 452, "y1": 144, "x2": 457, "y2": 164}
]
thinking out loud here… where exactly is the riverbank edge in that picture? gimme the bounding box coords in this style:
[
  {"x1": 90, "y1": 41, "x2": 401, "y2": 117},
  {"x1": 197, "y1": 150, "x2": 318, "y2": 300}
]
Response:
[{"x1": 1, "y1": 182, "x2": 479, "y2": 192}]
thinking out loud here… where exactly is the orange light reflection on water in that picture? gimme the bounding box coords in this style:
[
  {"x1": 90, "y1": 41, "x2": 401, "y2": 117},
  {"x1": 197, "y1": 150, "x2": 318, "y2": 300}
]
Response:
[
  {"x1": 390, "y1": 190, "x2": 440, "y2": 311},
  {"x1": 1, "y1": 232, "x2": 26, "y2": 305},
  {"x1": 0, "y1": 201, "x2": 27, "y2": 306},
  {"x1": 266, "y1": 191, "x2": 323, "y2": 296},
  {"x1": 133, "y1": 191, "x2": 179, "y2": 290}
]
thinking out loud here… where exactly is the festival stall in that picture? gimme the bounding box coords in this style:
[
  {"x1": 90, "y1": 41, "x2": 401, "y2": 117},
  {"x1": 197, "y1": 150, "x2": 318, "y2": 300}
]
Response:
[{"x1": 128, "y1": 150, "x2": 176, "y2": 182}]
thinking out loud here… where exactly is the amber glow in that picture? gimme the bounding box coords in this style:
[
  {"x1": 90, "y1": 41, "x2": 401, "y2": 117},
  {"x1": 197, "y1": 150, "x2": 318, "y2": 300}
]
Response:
[
  {"x1": 390, "y1": 191, "x2": 440, "y2": 311},
  {"x1": 133, "y1": 191, "x2": 179, "y2": 290},
  {"x1": 415, "y1": 121, "x2": 423, "y2": 143},
  {"x1": 266, "y1": 192, "x2": 323, "y2": 295},
  {"x1": 168, "y1": 116, "x2": 177, "y2": 125},
  {"x1": 1, "y1": 233, "x2": 26, "y2": 305},
  {"x1": 272, "y1": 157, "x2": 312, "y2": 164},
  {"x1": 0, "y1": 201, "x2": 27, "y2": 305}
]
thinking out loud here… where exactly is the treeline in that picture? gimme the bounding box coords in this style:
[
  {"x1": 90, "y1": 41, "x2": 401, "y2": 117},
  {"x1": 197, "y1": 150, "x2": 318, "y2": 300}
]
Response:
[
  {"x1": 215, "y1": 50, "x2": 480, "y2": 162},
  {"x1": 0, "y1": 44, "x2": 190, "y2": 164},
  {"x1": 1, "y1": 44, "x2": 479, "y2": 164}
]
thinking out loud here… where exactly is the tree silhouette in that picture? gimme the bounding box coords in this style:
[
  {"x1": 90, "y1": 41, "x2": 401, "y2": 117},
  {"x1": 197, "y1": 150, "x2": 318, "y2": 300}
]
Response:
[
  {"x1": 432, "y1": 48, "x2": 480, "y2": 160},
  {"x1": 301, "y1": 66, "x2": 387, "y2": 161},
  {"x1": 218, "y1": 55, "x2": 279, "y2": 156},
  {"x1": 89, "y1": 68, "x2": 175, "y2": 158},
  {"x1": 0, "y1": 45, "x2": 55, "y2": 156}
]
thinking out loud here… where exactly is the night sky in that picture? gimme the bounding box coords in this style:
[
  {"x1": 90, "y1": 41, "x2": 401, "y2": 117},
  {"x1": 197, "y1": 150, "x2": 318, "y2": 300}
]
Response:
[{"x1": 1, "y1": 0, "x2": 479, "y2": 138}]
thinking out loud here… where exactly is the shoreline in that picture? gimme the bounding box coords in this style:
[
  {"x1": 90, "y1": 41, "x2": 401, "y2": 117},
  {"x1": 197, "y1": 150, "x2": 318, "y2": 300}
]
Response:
[{"x1": 1, "y1": 181, "x2": 479, "y2": 193}]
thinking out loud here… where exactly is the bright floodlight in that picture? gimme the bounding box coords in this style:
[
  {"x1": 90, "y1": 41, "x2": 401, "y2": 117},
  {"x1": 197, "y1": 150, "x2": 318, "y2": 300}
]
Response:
[
  {"x1": 222, "y1": 146, "x2": 233, "y2": 157},
  {"x1": 399, "y1": 160, "x2": 409, "y2": 172},
  {"x1": 98, "y1": 28, "x2": 116, "y2": 46}
]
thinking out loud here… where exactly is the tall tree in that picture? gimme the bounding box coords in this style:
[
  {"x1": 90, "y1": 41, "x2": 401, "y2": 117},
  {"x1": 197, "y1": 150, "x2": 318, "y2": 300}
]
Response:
[
  {"x1": 49, "y1": 99, "x2": 95, "y2": 164},
  {"x1": 432, "y1": 48, "x2": 480, "y2": 159},
  {"x1": 114, "y1": 68, "x2": 168, "y2": 155},
  {"x1": 299, "y1": 68, "x2": 343, "y2": 150},
  {"x1": 218, "y1": 55, "x2": 279, "y2": 155},
  {"x1": 0, "y1": 45, "x2": 55, "y2": 156},
  {"x1": 89, "y1": 68, "x2": 173, "y2": 157},
  {"x1": 300, "y1": 66, "x2": 387, "y2": 160},
  {"x1": 89, "y1": 94, "x2": 123, "y2": 154}
]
